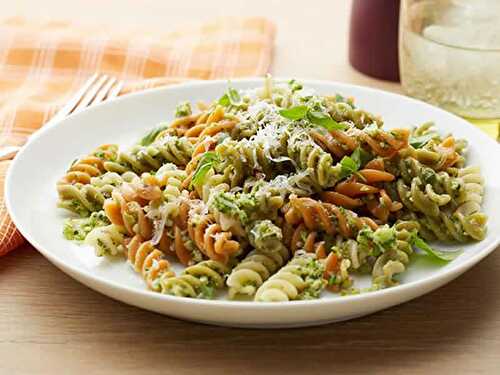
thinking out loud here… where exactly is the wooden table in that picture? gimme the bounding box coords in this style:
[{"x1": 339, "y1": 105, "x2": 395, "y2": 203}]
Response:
[{"x1": 1, "y1": 1, "x2": 499, "y2": 374}]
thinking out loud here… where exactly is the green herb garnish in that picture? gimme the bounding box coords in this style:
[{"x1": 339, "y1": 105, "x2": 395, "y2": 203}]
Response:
[
  {"x1": 218, "y1": 94, "x2": 230, "y2": 106},
  {"x1": 211, "y1": 191, "x2": 250, "y2": 223},
  {"x1": 139, "y1": 123, "x2": 170, "y2": 146},
  {"x1": 63, "y1": 211, "x2": 110, "y2": 242},
  {"x1": 278, "y1": 105, "x2": 347, "y2": 131},
  {"x1": 279, "y1": 105, "x2": 309, "y2": 120},
  {"x1": 335, "y1": 94, "x2": 346, "y2": 102},
  {"x1": 411, "y1": 234, "x2": 462, "y2": 261},
  {"x1": 339, "y1": 155, "x2": 359, "y2": 178},
  {"x1": 191, "y1": 151, "x2": 219, "y2": 187},
  {"x1": 219, "y1": 87, "x2": 243, "y2": 107},
  {"x1": 198, "y1": 283, "x2": 216, "y2": 299},
  {"x1": 409, "y1": 133, "x2": 438, "y2": 149},
  {"x1": 307, "y1": 111, "x2": 346, "y2": 131},
  {"x1": 328, "y1": 275, "x2": 338, "y2": 286},
  {"x1": 352, "y1": 146, "x2": 371, "y2": 166},
  {"x1": 339, "y1": 151, "x2": 361, "y2": 180},
  {"x1": 288, "y1": 79, "x2": 303, "y2": 93}
]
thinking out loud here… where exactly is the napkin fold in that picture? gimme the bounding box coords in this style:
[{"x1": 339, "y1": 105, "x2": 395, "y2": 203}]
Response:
[{"x1": 0, "y1": 17, "x2": 275, "y2": 256}]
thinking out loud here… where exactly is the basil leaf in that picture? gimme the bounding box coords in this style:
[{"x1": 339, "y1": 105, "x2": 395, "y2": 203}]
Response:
[
  {"x1": 335, "y1": 93, "x2": 356, "y2": 108},
  {"x1": 412, "y1": 235, "x2": 462, "y2": 261},
  {"x1": 140, "y1": 123, "x2": 170, "y2": 146},
  {"x1": 350, "y1": 147, "x2": 362, "y2": 168},
  {"x1": 191, "y1": 152, "x2": 219, "y2": 187},
  {"x1": 339, "y1": 147, "x2": 366, "y2": 179},
  {"x1": 219, "y1": 87, "x2": 242, "y2": 107},
  {"x1": 228, "y1": 87, "x2": 242, "y2": 105},
  {"x1": 335, "y1": 94, "x2": 346, "y2": 102},
  {"x1": 218, "y1": 93, "x2": 230, "y2": 107},
  {"x1": 279, "y1": 105, "x2": 309, "y2": 120},
  {"x1": 339, "y1": 154, "x2": 359, "y2": 180},
  {"x1": 409, "y1": 133, "x2": 438, "y2": 148},
  {"x1": 350, "y1": 146, "x2": 372, "y2": 169},
  {"x1": 288, "y1": 79, "x2": 303, "y2": 93},
  {"x1": 307, "y1": 111, "x2": 347, "y2": 131},
  {"x1": 198, "y1": 151, "x2": 219, "y2": 164}
]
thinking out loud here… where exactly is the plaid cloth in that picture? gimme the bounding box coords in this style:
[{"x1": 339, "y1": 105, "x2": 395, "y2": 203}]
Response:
[{"x1": 0, "y1": 17, "x2": 275, "y2": 256}]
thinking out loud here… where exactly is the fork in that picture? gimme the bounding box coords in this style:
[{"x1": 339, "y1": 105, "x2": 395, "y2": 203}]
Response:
[{"x1": 0, "y1": 73, "x2": 124, "y2": 161}]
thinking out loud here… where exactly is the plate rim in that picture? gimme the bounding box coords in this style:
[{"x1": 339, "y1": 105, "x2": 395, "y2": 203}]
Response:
[{"x1": 5, "y1": 77, "x2": 500, "y2": 310}]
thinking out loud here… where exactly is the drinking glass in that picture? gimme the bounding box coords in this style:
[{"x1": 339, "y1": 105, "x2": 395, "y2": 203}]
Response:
[{"x1": 399, "y1": 0, "x2": 500, "y2": 119}]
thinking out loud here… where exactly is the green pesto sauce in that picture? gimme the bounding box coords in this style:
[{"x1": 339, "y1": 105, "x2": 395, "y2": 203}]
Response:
[
  {"x1": 297, "y1": 258, "x2": 326, "y2": 300},
  {"x1": 175, "y1": 101, "x2": 192, "y2": 118},
  {"x1": 63, "y1": 211, "x2": 110, "y2": 242}
]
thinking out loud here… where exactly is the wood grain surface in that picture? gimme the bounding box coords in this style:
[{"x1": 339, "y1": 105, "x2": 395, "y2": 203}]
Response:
[{"x1": 1, "y1": 1, "x2": 499, "y2": 374}]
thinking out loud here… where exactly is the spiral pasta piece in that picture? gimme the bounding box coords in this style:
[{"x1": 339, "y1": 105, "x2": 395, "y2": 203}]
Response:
[
  {"x1": 186, "y1": 117, "x2": 237, "y2": 140},
  {"x1": 402, "y1": 127, "x2": 464, "y2": 170},
  {"x1": 85, "y1": 224, "x2": 126, "y2": 257},
  {"x1": 226, "y1": 243, "x2": 290, "y2": 298},
  {"x1": 57, "y1": 148, "x2": 136, "y2": 216},
  {"x1": 91, "y1": 171, "x2": 140, "y2": 195},
  {"x1": 370, "y1": 223, "x2": 417, "y2": 287},
  {"x1": 182, "y1": 108, "x2": 238, "y2": 180},
  {"x1": 58, "y1": 144, "x2": 120, "y2": 185},
  {"x1": 126, "y1": 236, "x2": 175, "y2": 291},
  {"x1": 310, "y1": 128, "x2": 357, "y2": 161},
  {"x1": 455, "y1": 166, "x2": 484, "y2": 215},
  {"x1": 187, "y1": 203, "x2": 240, "y2": 264},
  {"x1": 324, "y1": 96, "x2": 383, "y2": 129},
  {"x1": 407, "y1": 210, "x2": 487, "y2": 243},
  {"x1": 103, "y1": 190, "x2": 153, "y2": 239},
  {"x1": 141, "y1": 163, "x2": 187, "y2": 189},
  {"x1": 310, "y1": 121, "x2": 409, "y2": 162},
  {"x1": 160, "y1": 260, "x2": 230, "y2": 299},
  {"x1": 194, "y1": 169, "x2": 231, "y2": 202},
  {"x1": 207, "y1": 180, "x2": 286, "y2": 233},
  {"x1": 118, "y1": 135, "x2": 193, "y2": 173},
  {"x1": 287, "y1": 132, "x2": 340, "y2": 189},
  {"x1": 394, "y1": 159, "x2": 487, "y2": 242},
  {"x1": 58, "y1": 171, "x2": 143, "y2": 217},
  {"x1": 57, "y1": 183, "x2": 107, "y2": 216},
  {"x1": 282, "y1": 222, "x2": 330, "y2": 258},
  {"x1": 283, "y1": 195, "x2": 378, "y2": 239},
  {"x1": 326, "y1": 221, "x2": 418, "y2": 290},
  {"x1": 248, "y1": 220, "x2": 286, "y2": 254},
  {"x1": 312, "y1": 124, "x2": 408, "y2": 161},
  {"x1": 353, "y1": 127, "x2": 409, "y2": 158},
  {"x1": 212, "y1": 122, "x2": 291, "y2": 186},
  {"x1": 397, "y1": 157, "x2": 465, "y2": 203},
  {"x1": 254, "y1": 252, "x2": 326, "y2": 302}
]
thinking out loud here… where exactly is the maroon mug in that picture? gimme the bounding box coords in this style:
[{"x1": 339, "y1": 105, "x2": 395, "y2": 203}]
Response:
[{"x1": 349, "y1": 0, "x2": 401, "y2": 82}]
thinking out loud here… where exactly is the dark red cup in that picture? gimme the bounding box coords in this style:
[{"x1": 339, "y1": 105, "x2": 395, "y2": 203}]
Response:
[{"x1": 349, "y1": 0, "x2": 401, "y2": 82}]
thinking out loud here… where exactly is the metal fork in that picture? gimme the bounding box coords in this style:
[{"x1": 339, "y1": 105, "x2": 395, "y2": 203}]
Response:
[{"x1": 0, "y1": 73, "x2": 124, "y2": 161}]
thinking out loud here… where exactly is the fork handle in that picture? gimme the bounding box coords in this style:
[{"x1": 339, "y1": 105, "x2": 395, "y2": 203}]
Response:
[{"x1": 0, "y1": 146, "x2": 22, "y2": 162}]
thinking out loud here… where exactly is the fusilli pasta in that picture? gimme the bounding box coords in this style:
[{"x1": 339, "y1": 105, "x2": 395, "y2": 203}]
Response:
[{"x1": 58, "y1": 77, "x2": 488, "y2": 302}]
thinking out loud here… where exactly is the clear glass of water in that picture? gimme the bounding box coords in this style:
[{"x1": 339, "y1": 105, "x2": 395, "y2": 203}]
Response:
[{"x1": 399, "y1": 0, "x2": 500, "y2": 119}]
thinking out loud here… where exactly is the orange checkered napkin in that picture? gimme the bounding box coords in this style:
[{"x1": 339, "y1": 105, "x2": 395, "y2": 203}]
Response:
[{"x1": 0, "y1": 17, "x2": 275, "y2": 256}]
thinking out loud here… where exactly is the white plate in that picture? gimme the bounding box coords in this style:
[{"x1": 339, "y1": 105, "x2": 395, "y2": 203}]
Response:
[{"x1": 6, "y1": 79, "x2": 500, "y2": 328}]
